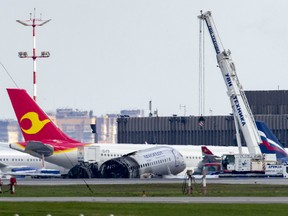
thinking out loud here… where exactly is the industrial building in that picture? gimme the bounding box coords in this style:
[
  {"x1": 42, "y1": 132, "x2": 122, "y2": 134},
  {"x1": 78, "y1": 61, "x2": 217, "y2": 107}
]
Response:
[
  {"x1": 54, "y1": 108, "x2": 96, "y2": 143},
  {"x1": 0, "y1": 120, "x2": 21, "y2": 143},
  {"x1": 117, "y1": 90, "x2": 288, "y2": 148}
]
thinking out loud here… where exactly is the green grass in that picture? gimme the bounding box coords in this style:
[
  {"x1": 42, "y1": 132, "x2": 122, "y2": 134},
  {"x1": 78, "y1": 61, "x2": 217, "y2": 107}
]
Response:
[
  {"x1": 0, "y1": 203, "x2": 288, "y2": 216},
  {"x1": 1, "y1": 183, "x2": 288, "y2": 216},
  {"x1": 1, "y1": 183, "x2": 288, "y2": 197}
]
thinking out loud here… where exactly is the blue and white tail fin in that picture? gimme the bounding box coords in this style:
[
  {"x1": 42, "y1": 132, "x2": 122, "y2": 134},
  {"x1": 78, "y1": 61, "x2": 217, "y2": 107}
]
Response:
[{"x1": 256, "y1": 121, "x2": 288, "y2": 159}]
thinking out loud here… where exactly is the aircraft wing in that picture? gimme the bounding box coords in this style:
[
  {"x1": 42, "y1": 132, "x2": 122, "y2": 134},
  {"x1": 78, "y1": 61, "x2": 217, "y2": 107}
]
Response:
[
  {"x1": 25, "y1": 141, "x2": 54, "y2": 157},
  {"x1": 0, "y1": 162, "x2": 8, "y2": 169},
  {"x1": 3, "y1": 168, "x2": 61, "y2": 178},
  {"x1": 4, "y1": 172, "x2": 61, "y2": 178}
]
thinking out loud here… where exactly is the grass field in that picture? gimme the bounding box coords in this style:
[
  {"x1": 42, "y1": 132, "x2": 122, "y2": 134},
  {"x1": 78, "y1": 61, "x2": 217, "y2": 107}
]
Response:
[
  {"x1": 1, "y1": 203, "x2": 288, "y2": 216},
  {"x1": 1, "y1": 183, "x2": 288, "y2": 216},
  {"x1": 1, "y1": 183, "x2": 288, "y2": 197}
]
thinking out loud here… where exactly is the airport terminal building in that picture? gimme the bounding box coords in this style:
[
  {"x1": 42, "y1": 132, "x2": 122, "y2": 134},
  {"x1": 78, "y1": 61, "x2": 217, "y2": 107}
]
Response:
[{"x1": 117, "y1": 90, "x2": 288, "y2": 148}]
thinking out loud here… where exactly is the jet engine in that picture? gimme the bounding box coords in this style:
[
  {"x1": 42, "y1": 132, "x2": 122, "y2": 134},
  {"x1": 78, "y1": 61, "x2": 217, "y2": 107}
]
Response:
[{"x1": 100, "y1": 156, "x2": 139, "y2": 178}]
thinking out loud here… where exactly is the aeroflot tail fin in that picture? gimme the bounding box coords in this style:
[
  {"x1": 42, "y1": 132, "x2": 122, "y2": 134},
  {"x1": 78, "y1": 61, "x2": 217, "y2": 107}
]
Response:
[
  {"x1": 256, "y1": 121, "x2": 288, "y2": 159},
  {"x1": 7, "y1": 88, "x2": 79, "y2": 143}
]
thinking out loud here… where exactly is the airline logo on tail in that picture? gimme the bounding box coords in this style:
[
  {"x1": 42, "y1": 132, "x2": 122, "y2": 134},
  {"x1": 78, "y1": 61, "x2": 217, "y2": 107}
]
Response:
[
  {"x1": 256, "y1": 121, "x2": 288, "y2": 159},
  {"x1": 201, "y1": 146, "x2": 214, "y2": 156},
  {"x1": 7, "y1": 88, "x2": 81, "y2": 145},
  {"x1": 20, "y1": 112, "x2": 50, "y2": 135}
]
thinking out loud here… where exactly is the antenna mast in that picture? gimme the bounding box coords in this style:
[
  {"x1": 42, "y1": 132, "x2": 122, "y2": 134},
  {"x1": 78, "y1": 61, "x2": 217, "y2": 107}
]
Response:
[{"x1": 17, "y1": 8, "x2": 51, "y2": 101}]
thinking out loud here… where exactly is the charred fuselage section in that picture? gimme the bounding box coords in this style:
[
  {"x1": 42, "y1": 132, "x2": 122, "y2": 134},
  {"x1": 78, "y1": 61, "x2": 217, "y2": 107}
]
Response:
[{"x1": 100, "y1": 156, "x2": 140, "y2": 178}]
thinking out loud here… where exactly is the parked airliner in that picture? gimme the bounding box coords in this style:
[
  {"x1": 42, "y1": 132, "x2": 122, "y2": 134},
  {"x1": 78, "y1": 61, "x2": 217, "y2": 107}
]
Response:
[{"x1": 9, "y1": 88, "x2": 286, "y2": 178}]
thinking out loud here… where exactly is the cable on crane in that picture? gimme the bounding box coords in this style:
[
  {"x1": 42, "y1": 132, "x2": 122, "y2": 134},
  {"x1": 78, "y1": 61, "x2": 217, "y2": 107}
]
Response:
[
  {"x1": 0, "y1": 61, "x2": 19, "y2": 88},
  {"x1": 198, "y1": 15, "x2": 205, "y2": 116},
  {"x1": 198, "y1": 13, "x2": 206, "y2": 128}
]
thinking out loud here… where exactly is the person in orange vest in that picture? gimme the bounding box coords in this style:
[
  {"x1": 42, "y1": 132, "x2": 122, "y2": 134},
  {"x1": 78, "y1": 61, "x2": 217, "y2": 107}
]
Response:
[{"x1": 10, "y1": 176, "x2": 17, "y2": 194}]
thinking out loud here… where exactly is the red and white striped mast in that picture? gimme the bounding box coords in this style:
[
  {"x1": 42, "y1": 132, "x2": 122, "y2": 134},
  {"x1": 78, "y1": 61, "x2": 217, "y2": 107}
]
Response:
[{"x1": 17, "y1": 8, "x2": 51, "y2": 101}]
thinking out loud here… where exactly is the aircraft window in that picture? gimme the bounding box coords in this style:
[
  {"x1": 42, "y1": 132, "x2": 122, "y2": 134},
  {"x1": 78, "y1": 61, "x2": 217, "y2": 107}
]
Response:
[
  {"x1": 12, "y1": 159, "x2": 14, "y2": 162},
  {"x1": 0, "y1": 159, "x2": 2, "y2": 161}
]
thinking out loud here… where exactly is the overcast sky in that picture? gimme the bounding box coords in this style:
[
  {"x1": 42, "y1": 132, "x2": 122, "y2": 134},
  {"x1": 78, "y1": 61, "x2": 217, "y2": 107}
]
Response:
[{"x1": 1, "y1": 0, "x2": 288, "y2": 120}]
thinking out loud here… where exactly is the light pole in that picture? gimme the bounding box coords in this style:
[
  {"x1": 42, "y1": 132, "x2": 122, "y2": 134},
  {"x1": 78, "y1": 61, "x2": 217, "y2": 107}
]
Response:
[{"x1": 17, "y1": 8, "x2": 51, "y2": 101}]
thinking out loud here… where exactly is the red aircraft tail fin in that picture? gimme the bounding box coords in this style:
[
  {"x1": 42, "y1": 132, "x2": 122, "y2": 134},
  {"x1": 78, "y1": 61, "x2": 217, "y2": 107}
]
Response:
[
  {"x1": 7, "y1": 88, "x2": 79, "y2": 143},
  {"x1": 201, "y1": 146, "x2": 214, "y2": 156}
]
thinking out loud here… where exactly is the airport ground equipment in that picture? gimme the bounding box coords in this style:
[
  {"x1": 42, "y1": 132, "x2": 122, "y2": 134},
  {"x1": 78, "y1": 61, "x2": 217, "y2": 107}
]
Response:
[
  {"x1": 197, "y1": 11, "x2": 288, "y2": 176},
  {"x1": 198, "y1": 11, "x2": 262, "y2": 156},
  {"x1": 9, "y1": 176, "x2": 16, "y2": 194}
]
